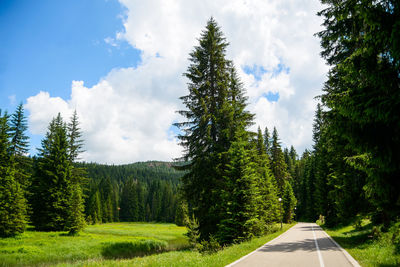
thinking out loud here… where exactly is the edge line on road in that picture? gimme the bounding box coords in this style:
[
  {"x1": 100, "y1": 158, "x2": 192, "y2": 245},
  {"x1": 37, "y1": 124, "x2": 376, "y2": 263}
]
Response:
[
  {"x1": 225, "y1": 224, "x2": 296, "y2": 267},
  {"x1": 315, "y1": 225, "x2": 361, "y2": 267},
  {"x1": 312, "y1": 225, "x2": 325, "y2": 267}
]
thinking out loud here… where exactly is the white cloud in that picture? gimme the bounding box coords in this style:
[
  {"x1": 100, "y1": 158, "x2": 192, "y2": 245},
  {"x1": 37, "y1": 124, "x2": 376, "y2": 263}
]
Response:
[{"x1": 26, "y1": 0, "x2": 328, "y2": 163}]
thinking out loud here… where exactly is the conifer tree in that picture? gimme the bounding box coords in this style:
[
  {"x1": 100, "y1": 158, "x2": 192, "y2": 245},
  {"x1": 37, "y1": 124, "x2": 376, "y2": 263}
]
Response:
[
  {"x1": 65, "y1": 183, "x2": 86, "y2": 234},
  {"x1": 176, "y1": 18, "x2": 255, "y2": 242},
  {"x1": 264, "y1": 126, "x2": 271, "y2": 156},
  {"x1": 282, "y1": 182, "x2": 297, "y2": 223},
  {"x1": 0, "y1": 110, "x2": 27, "y2": 237},
  {"x1": 9, "y1": 103, "x2": 30, "y2": 188},
  {"x1": 317, "y1": 0, "x2": 400, "y2": 223},
  {"x1": 31, "y1": 114, "x2": 73, "y2": 230},
  {"x1": 175, "y1": 199, "x2": 189, "y2": 226},
  {"x1": 270, "y1": 127, "x2": 290, "y2": 195},
  {"x1": 9, "y1": 103, "x2": 29, "y2": 156},
  {"x1": 120, "y1": 177, "x2": 138, "y2": 221},
  {"x1": 67, "y1": 110, "x2": 84, "y2": 162}
]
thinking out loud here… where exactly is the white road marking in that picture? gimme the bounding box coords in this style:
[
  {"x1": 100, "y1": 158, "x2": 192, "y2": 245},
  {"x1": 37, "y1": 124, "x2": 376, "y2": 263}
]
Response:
[{"x1": 312, "y1": 225, "x2": 325, "y2": 267}]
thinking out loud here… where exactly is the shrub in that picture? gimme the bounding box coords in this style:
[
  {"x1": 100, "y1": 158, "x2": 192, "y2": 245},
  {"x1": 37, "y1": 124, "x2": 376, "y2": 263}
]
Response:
[
  {"x1": 196, "y1": 235, "x2": 221, "y2": 254},
  {"x1": 101, "y1": 240, "x2": 167, "y2": 259}
]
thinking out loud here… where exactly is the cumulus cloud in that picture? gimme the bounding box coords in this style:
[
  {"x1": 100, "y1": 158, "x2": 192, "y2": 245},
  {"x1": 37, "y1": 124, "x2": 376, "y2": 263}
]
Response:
[{"x1": 26, "y1": 0, "x2": 328, "y2": 164}]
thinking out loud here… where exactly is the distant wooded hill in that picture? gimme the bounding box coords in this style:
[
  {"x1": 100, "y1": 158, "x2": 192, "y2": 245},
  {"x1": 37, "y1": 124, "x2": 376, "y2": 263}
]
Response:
[{"x1": 76, "y1": 161, "x2": 185, "y2": 224}]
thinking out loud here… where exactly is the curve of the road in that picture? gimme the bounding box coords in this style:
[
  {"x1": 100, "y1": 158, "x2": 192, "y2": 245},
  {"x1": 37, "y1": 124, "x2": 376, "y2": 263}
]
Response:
[{"x1": 227, "y1": 222, "x2": 361, "y2": 267}]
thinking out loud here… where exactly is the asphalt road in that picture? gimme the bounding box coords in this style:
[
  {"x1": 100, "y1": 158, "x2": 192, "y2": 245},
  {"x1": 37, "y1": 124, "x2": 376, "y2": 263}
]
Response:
[{"x1": 227, "y1": 222, "x2": 360, "y2": 267}]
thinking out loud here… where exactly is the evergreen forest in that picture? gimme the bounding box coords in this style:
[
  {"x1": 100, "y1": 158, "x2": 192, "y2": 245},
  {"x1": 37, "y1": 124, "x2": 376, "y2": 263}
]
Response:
[{"x1": 0, "y1": 0, "x2": 399, "y2": 258}]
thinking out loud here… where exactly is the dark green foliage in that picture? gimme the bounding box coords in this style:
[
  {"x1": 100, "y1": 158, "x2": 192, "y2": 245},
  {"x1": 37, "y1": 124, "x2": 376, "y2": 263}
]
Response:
[
  {"x1": 30, "y1": 113, "x2": 86, "y2": 233},
  {"x1": 0, "y1": 110, "x2": 27, "y2": 237},
  {"x1": 217, "y1": 139, "x2": 261, "y2": 244},
  {"x1": 282, "y1": 182, "x2": 296, "y2": 223},
  {"x1": 196, "y1": 235, "x2": 221, "y2": 254},
  {"x1": 175, "y1": 18, "x2": 276, "y2": 244},
  {"x1": 9, "y1": 103, "x2": 29, "y2": 156},
  {"x1": 175, "y1": 199, "x2": 189, "y2": 226},
  {"x1": 270, "y1": 127, "x2": 290, "y2": 195},
  {"x1": 120, "y1": 177, "x2": 139, "y2": 222},
  {"x1": 66, "y1": 183, "x2": 86, "y2": 234},
  {"x1": 317, "y1": 0, "x2": 400, "y2": 223},
  {"x1": 101, "y1": 240, "x2": 167, "y2": 259},
  {"x1": 67, "y1": 110, "x2": 84, "y2": 162}
]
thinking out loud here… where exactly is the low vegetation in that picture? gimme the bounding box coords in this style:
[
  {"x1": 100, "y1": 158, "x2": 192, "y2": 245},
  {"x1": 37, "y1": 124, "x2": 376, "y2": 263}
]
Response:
[
  {"x1": 52, "y1": 223, "x2": 293, "y2": 267},
  {"x1": 321, "y1": 219, "x2": 400, "y2": 267},
  {"x1": 0, "y1": 223, "x2": 188, "y2": 267}
]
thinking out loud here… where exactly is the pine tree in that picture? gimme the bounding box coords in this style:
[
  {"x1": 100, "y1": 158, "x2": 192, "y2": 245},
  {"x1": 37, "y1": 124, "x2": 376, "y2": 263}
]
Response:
[
  {"x1": 67, "y1": 110, "x2": 84, "y2": 162},
  {"x1": 175, "y1": 199, "x2": 189, "y2": 226},
  {"x1": 176, "y1": 18, "x2": 254, "y2": 241},
  {"x1": 253, "y1": 127, "x2": 279, "y2": 225},
  {"x1": 31, "y1": 114, "x2": 73, "y2": 230},
  {"x1": 65, "y1": 183, "x2": 86, "y2": 234},
  {"x1": 282, "y1": 182, "x2": 297, "y2": 223},
  {"x1": 9, "y1": 103, "x2": 30, "y2": 189},
  {"x1": 0, "y1": 110, "x2": 27, "y2": 237},
  {"x1": 317, "y1": 0, "x2": 400, "y2": 223},
  {"x1": 120, "y1": 177, "x2": 138, "y2": 221},
  {"x1": 9, "y1": 103, "x2": 29, "y2": 156},
  {"x1": 264, "y1": 126, "x2": 271, "y2": 156},
  {"x1": 270, "y1": 127, "x2": 290, "y2": 195}
]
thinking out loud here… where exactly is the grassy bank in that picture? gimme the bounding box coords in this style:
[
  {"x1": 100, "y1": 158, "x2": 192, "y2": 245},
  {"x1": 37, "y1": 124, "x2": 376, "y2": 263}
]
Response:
[
  {"x1": 322, "y1": 220, "x2": 400, "y2": 267},
  {"x1": 0, "y1": 223, "x2": 188, "y2": 267},
  {"x1": 55, "y1": 223, "x2": 295, "y2": 267}
]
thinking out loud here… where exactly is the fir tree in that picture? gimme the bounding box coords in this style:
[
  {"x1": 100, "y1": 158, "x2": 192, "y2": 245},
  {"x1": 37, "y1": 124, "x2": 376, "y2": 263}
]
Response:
[
  {"x1": 270, "y1": 127, "x2": 290, "y2": 195},
  {"x1": 65, "y1": 183, "x2": 86, "y2": 234},
  {"x1": 0, "y1": 110, "x2": 27, "y2": 237},
  {"x1": 9, "y1": 103, "x2": 30, "y2": 189},
  {"x1": 120, "y1": 177, "x2": 138, "y2": 221},
  {"x1": 317, "y1": 0, "x2": 400, "y2": 223},
  {"x1": 282, "y1": 182, "x2": 297, "y2": 223},
  {"x1": 175, "y1": 18, "x2": 254, "y2": 241},
  {"x1": 31, "y1": 114, "x2": 73, "y2": 230},
  {"x1": 67, "y1": 110, "x2": 84, "y2": 162}
]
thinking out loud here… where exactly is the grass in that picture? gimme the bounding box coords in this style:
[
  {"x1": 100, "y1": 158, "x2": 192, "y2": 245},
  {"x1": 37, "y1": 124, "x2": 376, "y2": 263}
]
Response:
[
  {"x1": 0, "y1": 222, "x2": 188, "y2": 267},
  {"x1": 322, "y1": 219, "x2": 400, "y2": 267},
  {"x1": 54, "y1": 223, "x2": 295, "y2": 267}
]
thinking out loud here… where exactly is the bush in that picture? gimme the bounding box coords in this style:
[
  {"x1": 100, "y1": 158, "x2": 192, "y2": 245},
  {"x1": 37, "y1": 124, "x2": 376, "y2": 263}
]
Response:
[
  {"x1": 371, "y1": 226, "x2": 382, "y2": 240},
  {"x1": 353, "y1": 216, "x2": 363, "y2": 230},
  {"x1": 185, "y1": 215, "x2": 200, "y2": 248},
  {"x1": 391, "y1": 222, "x2": 400, "y2": 254},
  {"x1": 101, "y1": 240, "x2": 167, "y2": 259},
  {"x1": 196, "y1": 235, "x2": 221, "y2": 254}
]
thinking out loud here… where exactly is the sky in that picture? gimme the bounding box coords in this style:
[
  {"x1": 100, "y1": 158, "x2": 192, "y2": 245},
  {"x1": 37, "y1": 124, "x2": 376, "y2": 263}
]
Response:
[{"x1": 0, "y1": 0, "x2": 328, "y2": 164}]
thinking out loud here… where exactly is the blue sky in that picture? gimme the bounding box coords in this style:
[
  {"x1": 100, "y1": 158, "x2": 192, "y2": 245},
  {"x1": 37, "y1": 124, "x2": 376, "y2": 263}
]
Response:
[
  {"x1": 0, "y1": 0, "x2": 140, "y2": 110},
  {"x1": 0, "y1": 0, "x2": 327, "y2": 163}
]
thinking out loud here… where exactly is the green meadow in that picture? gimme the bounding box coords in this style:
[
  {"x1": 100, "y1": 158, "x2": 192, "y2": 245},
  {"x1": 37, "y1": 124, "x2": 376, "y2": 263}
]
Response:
[
  {"x1": 0, "y1": 223, "x2": 188, "y2": 267},
  {"x1": 0, "y1": 222, "x2": 293, "y2": 267}
]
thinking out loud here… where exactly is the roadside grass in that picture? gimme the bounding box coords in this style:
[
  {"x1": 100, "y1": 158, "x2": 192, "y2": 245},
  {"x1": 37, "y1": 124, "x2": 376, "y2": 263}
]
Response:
[
  {"x1": 0, "y1": 222, "x2": 188, "y2": 267},
  {"x1": 55, "y1": 223, "x2": 295, "y2": 267},
  {"x1": 322, "y1": 220, "x2": 400, "y2": 267}
]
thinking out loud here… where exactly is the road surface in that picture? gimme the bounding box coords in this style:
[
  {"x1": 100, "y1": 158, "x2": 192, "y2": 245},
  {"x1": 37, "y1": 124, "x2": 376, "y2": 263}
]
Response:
[{"x1": 227, "y1": 222, "x2": 360, "y2": 267}]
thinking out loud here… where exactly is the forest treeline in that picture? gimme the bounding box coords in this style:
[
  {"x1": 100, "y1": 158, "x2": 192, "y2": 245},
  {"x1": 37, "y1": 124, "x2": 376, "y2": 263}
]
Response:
[{"x1": 1, "y1": 0, "x2": 398, "y2": 250}]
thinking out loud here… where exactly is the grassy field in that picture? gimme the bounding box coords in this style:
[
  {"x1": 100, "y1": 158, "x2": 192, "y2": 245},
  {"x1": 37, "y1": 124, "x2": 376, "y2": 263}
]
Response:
[
  {"x1": 322, "y1": 220, "x2": 400, "y2": 267},
  {"x1": 0, "y1": 222, "x2": 294, "y2": 267},
  {"x1": 0, "y1": 223, "x2": 188, "y2": 267},
  {"x1": 54, "y1": 223, "x2": 295, "y2": 267}
]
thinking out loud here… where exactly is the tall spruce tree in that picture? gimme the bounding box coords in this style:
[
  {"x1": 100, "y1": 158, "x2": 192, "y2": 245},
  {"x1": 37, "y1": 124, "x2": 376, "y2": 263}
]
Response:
[
  {"x1": 9, "y1": 103, "x2": 29, "y2": 156},
  {"x1": 176, "y1": 18, "x2": 256, "y2": 242},
  {"x1": 0, "y1": 110, "x2": 27, "y2": 237},
  {"x1": 9, "y1": 103, "x2": 30, "y2": 189},
  {"x1": 67, "y1": 110, "x2": 84, "y2": 162},
  {"x1": 317, "y1": 0, "x2": 400, "y2": 223},
  {"x1": 282, "y1": 181, "x2": 297, "y2": 223},
  {"x1": 31, "y1": 114, "x2": 73, "y2": 230},
  {"x1": 270, "y1": 127, "x2": 290, "y2": 195}
]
